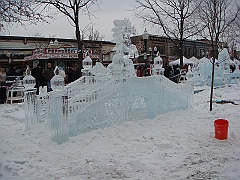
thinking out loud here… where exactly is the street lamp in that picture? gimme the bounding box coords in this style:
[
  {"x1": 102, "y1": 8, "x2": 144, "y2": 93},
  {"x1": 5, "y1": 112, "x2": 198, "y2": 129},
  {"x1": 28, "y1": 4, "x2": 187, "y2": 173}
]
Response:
[
  {"x1": 149, "y1": 46, "x2": 158, "y2": 64},
  {"x1": 149, "y1": 47, "x2": 152, "y2": 55},
  {"x1": 142, "y1": 28, "x2": 149, "y2": 76}
]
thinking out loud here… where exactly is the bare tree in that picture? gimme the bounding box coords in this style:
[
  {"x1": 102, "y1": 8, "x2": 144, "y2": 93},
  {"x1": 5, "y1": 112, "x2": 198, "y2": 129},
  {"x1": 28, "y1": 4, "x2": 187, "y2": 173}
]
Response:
[
  {"x1": 197, "y1": 0, "x2": 239, "y2": 111},
  {"x1": 37, "y1": 0, "x2": 101, "y2": 72},
  {"x1": 133, "y1": 0, "x2": 203, "y2": 68},
  {"x1": 0, "y1": 0, "x2": 50, "y2": 30},
  {"x1": 87, "y1": 26, "x2": 105, "y2": 41}
]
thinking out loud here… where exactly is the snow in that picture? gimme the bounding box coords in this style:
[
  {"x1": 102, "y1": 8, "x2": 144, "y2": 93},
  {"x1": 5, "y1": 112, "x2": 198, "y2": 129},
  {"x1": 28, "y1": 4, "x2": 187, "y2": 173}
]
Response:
[{"x1": 0, "y1": 84, "x2": 240, "y2": 180}]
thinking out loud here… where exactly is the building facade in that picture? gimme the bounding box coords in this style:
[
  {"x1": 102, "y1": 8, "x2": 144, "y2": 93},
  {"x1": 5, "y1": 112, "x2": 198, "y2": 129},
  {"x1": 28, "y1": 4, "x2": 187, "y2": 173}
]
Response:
[
  {"x1": 131, "y1": 34, "x2": 208, "y2": 65},
  {"x1": 0, "y1": 36, "x2": 115, "y2": 69},
  {"x1": 1, "y1": 35, "x2": 233, "y2": 72}
]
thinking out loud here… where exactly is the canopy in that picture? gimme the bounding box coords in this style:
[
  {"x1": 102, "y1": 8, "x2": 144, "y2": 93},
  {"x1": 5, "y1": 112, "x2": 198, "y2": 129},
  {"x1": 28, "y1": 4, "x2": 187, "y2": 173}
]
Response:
[
  {"x1": 169, "y1": 56, "x2": 196, "y2": 66},
  {"x1": 189, "y1": 56, "x2": 200, "y2": 63},
  {"x1": 200, "y1": 57, "x2": 210, "y2": 63},
  {"x1": 200, "y1": 57, "x2": 219, "y2": 63}
]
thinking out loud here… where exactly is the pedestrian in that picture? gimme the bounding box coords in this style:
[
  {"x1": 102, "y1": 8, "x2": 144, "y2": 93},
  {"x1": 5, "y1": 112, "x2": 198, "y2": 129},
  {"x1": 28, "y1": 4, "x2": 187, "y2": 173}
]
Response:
[
  {"x1": 174, "y1": 65, "x2": 181, "y2": 83},
  {"x1": 0, "y1": 67, "x2": 6, "y2": 86},
  {"x1": 44, "y1": 63, "x2": 54, "y2": 92},
  {"x1": 74, "y1": 65, "x2": 81, "y2": 80},
  {"x1": 0, "y1": 67, "x2": 7, "y2": 103},
  {"x1": 7, "y1": 64, "x2": 17, "y2": 81},
  {"x1": 66, "y1": 65, "x2": 75, "y2": 83},
  {"x1": 164, "y1": 64, "x2": 171, "y2": 78},
  {"x1": 31, "y1": 64, "x2": 43, "y2": 95}
]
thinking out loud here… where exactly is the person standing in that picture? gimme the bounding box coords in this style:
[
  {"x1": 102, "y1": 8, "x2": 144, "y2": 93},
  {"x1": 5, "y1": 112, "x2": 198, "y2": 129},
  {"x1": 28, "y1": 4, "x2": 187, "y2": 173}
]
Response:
[
  {"x1": 31, "y1": 64, "x2": 43, "y2": 95},
  {"x1": 174, "y1": 65, "x2": 181, "y2": 83},
  {"x1": 74, "y1": 65, "x2": 81, "y2": 80},
  {"x1": 0, "y1": 67, "x2": 7, "y2": 103},
  {"x1": 44, "y1": 63, "x2": 54, "y2": 92},
  {"x1": 66, "y1": 65, "x2": 75, "y2": 83}
]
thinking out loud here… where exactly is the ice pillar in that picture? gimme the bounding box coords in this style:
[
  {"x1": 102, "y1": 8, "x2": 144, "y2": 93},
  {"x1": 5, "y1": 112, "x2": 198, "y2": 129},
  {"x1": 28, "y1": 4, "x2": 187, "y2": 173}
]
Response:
[
  {"x1": 24, "y1": 90, "x2": 37, "y2": 130},
  {"x1": 50, "y1": 91, "x2": 69, "y2": 144}
]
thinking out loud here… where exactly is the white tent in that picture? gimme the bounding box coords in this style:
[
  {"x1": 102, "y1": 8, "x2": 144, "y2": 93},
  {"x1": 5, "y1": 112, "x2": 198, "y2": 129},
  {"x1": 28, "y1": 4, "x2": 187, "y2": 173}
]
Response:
[
  {"x1": 169, "y1": 56, "x2": 196, "y2": 66},
  {"x1": 200, "y1": 57, "x2": 218, "y2": 64},
  {"x1": 189, "y1": 56, "x2": 200, "y2": 63},
  {"x1": 200, "y1": 57, "x2": 210, "y2": 63}
]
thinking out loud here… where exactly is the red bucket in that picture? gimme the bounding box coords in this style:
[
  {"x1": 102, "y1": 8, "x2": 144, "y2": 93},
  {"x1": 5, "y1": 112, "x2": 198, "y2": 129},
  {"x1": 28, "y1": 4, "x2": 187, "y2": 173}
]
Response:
[{"x1": 214, "y1": 119, "x2": 229, "y2": 140}]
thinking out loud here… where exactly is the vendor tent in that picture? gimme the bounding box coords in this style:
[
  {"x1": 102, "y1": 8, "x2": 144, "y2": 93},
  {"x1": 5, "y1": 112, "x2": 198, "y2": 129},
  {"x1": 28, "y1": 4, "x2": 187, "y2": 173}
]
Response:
[
  {"x1": 200, "y1": 57, "x2": 210, "y2": 63},
  {"x1": 200, "y1": 57, "x2": 218, "y2": 64},
  {"x1": 189, "y1": 56, "x2": 200, "y2": 63},
  {"x1": 169, "y1": 56, "x2": 196, "y2": 66}
]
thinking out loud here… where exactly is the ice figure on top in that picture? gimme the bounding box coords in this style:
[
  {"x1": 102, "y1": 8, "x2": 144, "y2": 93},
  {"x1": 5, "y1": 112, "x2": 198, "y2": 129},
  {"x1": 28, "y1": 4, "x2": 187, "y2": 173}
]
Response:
[
  {"x1": 106, "y1": 19, "x2": 138, "y2": 77},
  {"x1": 151, "y1": 52, "x2": 165, "y2": 75},
  {"x1": 111, "y1": 19, "x2": 139, "y2": 59},
  {"x1": 51, "y1": 66, "x2": 65, "y2": 92},
  {"x1": 22, "y1": 65, "x2": 36, "y2": 90}
]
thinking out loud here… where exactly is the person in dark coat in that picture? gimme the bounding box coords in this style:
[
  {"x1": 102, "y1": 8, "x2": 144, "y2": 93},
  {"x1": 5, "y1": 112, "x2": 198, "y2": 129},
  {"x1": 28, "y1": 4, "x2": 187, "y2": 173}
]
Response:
[
  {"x1": 44, "y1": 63, "x2": 54, "y2": 92},
  {"x1": 164, "y1": 64, "x2": 171, "y2": 78},
  {"x1": 7, "y1": 64, "x2": 17, "y2": 81},
  {"x1": 174, "y1": 65, "x2": 181, "y2": 83},
  {"x1": 74, "y1": 65, "x2": 81, "y2": 80},
  {"x1": 66, "y1": 66, "x2": 75, "y2": 83},
  {"x1": 31, "y1": 64, "x2": 43, "y2": 95}
]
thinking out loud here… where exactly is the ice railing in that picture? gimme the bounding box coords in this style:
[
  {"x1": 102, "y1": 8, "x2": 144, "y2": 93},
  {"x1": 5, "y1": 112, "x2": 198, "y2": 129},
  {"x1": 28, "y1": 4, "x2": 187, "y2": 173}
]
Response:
[
  {"x1": 49, "y1": 75, "x2": 194, "y2": 144},
  {"x1": 67, "y1": 78, "x2": 118, "y2": 116},
  {"x1": 65, "y1": 76, "x2": 95, "y2": 98}
]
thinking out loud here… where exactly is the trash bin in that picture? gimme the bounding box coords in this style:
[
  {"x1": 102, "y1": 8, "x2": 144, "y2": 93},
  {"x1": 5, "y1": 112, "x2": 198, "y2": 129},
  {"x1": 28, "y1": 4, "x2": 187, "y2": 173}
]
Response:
[{"x1": 214, "y1": 119, "x2": 229, "y2": 140}]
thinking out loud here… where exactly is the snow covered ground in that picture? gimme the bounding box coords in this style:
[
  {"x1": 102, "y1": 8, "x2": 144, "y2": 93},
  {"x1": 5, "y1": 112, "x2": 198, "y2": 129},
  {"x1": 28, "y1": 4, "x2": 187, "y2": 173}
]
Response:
[{"x1": 0, "y1": 84, "x2": 240, "y2": 180}]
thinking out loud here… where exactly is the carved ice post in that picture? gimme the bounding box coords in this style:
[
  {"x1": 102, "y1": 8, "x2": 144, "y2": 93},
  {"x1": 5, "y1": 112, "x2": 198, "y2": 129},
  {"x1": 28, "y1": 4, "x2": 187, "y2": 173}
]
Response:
[
  {"x1": 81, "y1": 52, "x2": 93, "y2": 83},
  {"x1": 50, "y1": 66, "x2": 69, "y2": 144},
  {"x1": 22, "y1": 66, "x2": 37, "y2": 130},
  {"x1": 186, "y1": 65, "x2": 194, "y2": 108},
  {"x1": 24, "y1": 90, "x2": 37, "y2": 130},
  {"x1": 50, "y1": 91, "x2": 69, "y2": 144}
]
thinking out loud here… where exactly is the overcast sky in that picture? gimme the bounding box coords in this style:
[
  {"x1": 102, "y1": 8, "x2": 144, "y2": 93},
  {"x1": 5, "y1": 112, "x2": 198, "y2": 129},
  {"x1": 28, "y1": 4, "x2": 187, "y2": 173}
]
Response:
[{"x1": 2, "y1": 0, "x2": 154, "y2": 41}]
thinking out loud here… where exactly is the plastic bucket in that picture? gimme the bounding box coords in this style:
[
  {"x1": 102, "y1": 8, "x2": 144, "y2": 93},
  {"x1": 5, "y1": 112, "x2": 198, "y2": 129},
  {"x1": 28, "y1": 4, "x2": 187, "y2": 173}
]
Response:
[{"x1": 214, "y1": 119, "x2": 229, "y2": 140}]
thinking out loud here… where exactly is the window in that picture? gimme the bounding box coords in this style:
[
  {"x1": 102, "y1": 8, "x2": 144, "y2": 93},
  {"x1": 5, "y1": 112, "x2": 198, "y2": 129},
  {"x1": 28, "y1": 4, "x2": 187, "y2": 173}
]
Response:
[{"x1": 156, "y1": 46, "x2": 164, "y2": 54}]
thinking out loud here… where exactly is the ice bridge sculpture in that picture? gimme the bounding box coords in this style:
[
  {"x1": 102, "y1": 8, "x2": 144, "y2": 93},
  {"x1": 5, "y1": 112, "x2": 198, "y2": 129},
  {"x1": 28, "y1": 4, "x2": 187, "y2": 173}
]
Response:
[{"x1": 24, "y1": 19, "x2": 194, "y2": 144}]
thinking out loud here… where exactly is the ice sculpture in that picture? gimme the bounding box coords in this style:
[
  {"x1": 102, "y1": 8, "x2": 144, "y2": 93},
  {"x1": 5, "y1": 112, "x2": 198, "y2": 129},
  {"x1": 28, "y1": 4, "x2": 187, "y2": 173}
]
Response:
[
  {"x1": 194, "y1": 48, "x2": 231, "y2": 86},
  {"x1": 229, "y1": 59, "x2": 240, "y2": 84},
  {"x1": 217, "y1": 48, "x2": 230, "y2": 85},
  {"x1": 112, "y1": 19, "x2": 139, "y2": 59},
  {"x1": 22, "y1": 66, "x2": 37, "y2": 130},
  {"x1": 81, "y1": 52, "x2": 93, "y2": 77},
  {"x1": 51, "y1": 66, "x2": 65, "y2": 91},
  {"x1": 152, "y1": 53, "x2": 165, "y2": 75},
  {"x1": 106, "y1": 19, "x2": 138, "y2": 78},
  {"x1": 50, "y1": 91, "x2": 69, "y2": 144},
  {"x1": 49, "y1": 66, "x2": 69, "y2": 144},
  {"x1": 90, "y1": 62, "x2": 108, "y2": 82},
  {"x1": 186, "y1": 65, "x2": 194, "y2": 81},
  {"x1": 24, "y1": 19, "x2": 194, "y2": 145},
  {"x1": 22, "y1": 65, "x2": 35, "y2": 90}
]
